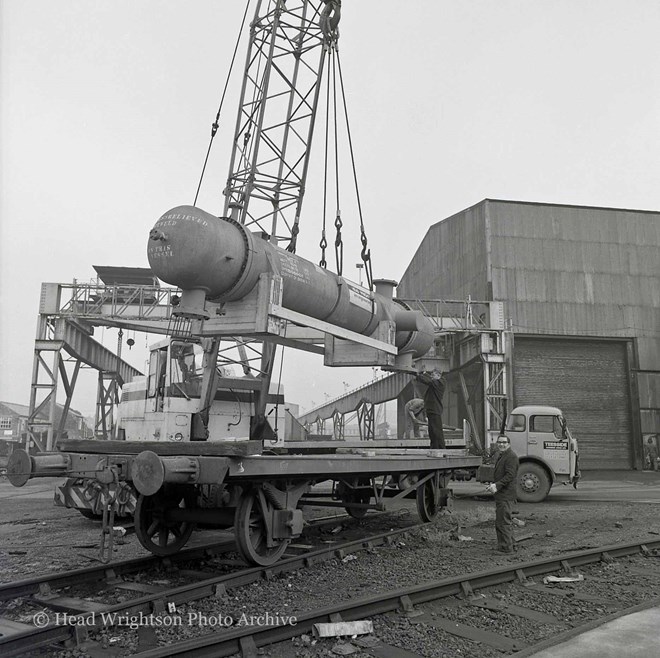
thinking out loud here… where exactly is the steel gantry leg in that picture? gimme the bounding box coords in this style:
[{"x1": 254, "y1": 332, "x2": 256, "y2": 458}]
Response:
[
  {"x1": 27, "y1": 317, "x2": 64, "y2": 452},
  {"x1": 482, "y1": 330, "x2": 511, "y2": 448},
  {"x1": 332, "y1": 410, "x2": 344, "y2": 440},
  {"x1": 95, "y1": 371, "x2": 120, "y2": 439},
  {"x1": 458, "y1": 371, "x2": 482, "y2": 452},
  {"x1": 483, "y1": 354, "x2": 507, "y2": 445},
  {"x1": 357, "y1": 400, "x2": 375, "y2": 441}
]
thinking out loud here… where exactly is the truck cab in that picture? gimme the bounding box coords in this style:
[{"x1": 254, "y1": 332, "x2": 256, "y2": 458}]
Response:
[{"x1": 480, "y1": 405, "x2": 580, "y2": 502}]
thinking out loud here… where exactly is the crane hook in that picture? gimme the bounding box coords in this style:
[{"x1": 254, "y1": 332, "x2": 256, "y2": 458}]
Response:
[{"x1": 320, "y1": 0, "x2": 341, "y2": 44}]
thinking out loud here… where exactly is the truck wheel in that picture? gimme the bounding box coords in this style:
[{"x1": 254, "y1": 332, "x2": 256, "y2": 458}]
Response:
[{"x1": 517, "y1": 463, "x2": 551, "y2": 503}]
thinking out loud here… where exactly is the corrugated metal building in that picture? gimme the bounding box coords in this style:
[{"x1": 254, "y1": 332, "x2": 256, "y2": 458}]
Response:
[{"x1": 398, "y1": 199, "x2": 660, "y2": 469}]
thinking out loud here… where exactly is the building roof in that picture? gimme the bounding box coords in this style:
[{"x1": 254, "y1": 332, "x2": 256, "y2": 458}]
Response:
[
  {"x1": 428, "y1": 198, "x2": 660, "y2": 233},
  {"x1": 483, "y1": 198, "x2": 660, "y2": 215},
  {"x1": 471, "y1": 198, "x2": 660, "y2": 216},
  {"x1": 0, "y1": 401, "x2": 84, "y2": 420},
  {"x1": 0, "y1": 402, "x2": 30, "y2": 417}
]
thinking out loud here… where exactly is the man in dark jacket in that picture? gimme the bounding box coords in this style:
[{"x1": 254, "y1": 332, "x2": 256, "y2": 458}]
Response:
[
  {"x1": 486, "y1": 435, "x2": 519, "y2": 553},
  {"x1": 415, "y1": 368, "x2": 446, "y2": 449}
]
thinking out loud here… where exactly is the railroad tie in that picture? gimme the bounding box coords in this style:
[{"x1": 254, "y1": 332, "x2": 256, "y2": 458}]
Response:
[
  {"x1": 468, "y1": 596, "x2": 565, "y2": 626},
  {"x1": 0, "y1": 617, "x2": 34, "y2": 640},
  {"x1": 410, "y1": 613, "x2": 528, "y2": 652},
  {"x1": 522, "y1": 583, "x2": 617, "y2": 606}
]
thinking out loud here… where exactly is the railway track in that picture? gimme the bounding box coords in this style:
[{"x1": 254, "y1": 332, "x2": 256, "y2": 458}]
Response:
[
  {"x1": 102, "y1": 539, "x2": 660, "y2": 657},
  {"x1": 0, "y1": 519, "x2": 424, "y2": 657},
  {"x1": 3, "y1": 521, "x2": 660, "y2": 657},
  {"x1": 0, "y1": 512, "x2": 352, "y2": 603}
]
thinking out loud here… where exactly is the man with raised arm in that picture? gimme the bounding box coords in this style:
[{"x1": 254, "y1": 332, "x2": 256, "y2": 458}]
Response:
[{"x1": 415, "y1": 367, "x2": 446, "y2": 449}]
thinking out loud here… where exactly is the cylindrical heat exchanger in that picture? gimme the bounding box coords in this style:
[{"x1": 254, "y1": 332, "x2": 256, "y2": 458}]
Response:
[{"x1": 148, "y1": 205, "x2": 434, "y2": 357}]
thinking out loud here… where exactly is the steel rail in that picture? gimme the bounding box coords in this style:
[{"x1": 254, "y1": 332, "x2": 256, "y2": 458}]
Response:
[
  {"x1": 0, "y1": 512, "x2": 351, "y2": 602},
  {"x1": 129, "y1": 538, "x2": 660, "y2": 657},
  {"x1": 0, "y1": 539, "x2": 235, "y2": 602},
  {"x1": 512, "y1": 594, "x2": 660, "y2": 658},
  {"x1": 0, "y1": 523, "x2": 424, "y2": 657}
]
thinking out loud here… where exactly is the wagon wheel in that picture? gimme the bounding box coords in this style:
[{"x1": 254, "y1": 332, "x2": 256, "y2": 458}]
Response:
[
  {"x1": 416, "y1": 476, "x2": 440, "y2": 523},
  {"x1": 135, "y1": 486, "x2": 196, "y2": 556},
  {"x1": 337, "y1": 480, "x2": 371, "y2": 518},
  {"x1": 235, "y1": 488, "x2": 289, "y2": 566}
]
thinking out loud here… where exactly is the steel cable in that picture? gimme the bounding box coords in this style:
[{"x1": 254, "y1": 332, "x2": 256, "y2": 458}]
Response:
[{"x1": 193, "y1": 0, "x2": 252, "y2": 207}]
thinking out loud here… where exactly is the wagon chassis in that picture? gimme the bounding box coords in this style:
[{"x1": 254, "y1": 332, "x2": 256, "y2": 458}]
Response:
[{"x1": 8, "y1": 444, "x2": 480, "y2": 566}]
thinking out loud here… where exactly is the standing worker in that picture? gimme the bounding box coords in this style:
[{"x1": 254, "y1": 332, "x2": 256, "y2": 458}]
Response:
[
  {"x1": 415, "y1": 368, "x2": 446, "y2": 449},
  {"x1": 403, "y1": 398, "x2": 427, "y2": 439},
  {"x1": 486, "y1": 435, "x2": 519, "y2": 553},
  {"x1": 645, "y1": 436, "x2": 659, "y2": 471}
]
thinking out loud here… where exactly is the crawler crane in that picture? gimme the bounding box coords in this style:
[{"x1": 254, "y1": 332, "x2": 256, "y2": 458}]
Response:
[{"x1": 8, "y1": 1, "x2": 481, "y2": 565}]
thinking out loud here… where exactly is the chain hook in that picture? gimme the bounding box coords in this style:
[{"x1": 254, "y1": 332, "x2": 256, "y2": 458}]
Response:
[{"x1": 334, "y1": 211, "x2": 343, "y2": 275}]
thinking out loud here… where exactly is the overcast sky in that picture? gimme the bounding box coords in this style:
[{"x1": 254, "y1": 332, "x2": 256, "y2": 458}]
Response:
[{"x1": 2, "y1": 1, "x2": 660, "y2": 418}]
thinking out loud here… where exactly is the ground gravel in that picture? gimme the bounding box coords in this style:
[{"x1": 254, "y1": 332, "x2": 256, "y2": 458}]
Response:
[{"x1": 3, "y1": 481, "x2": 660, "y2": 657}]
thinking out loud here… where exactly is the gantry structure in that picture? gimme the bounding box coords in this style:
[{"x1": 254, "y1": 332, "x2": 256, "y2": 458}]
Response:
[
  {"x1": 296, "y1": 298, "x2": 511, "y2": 452},
  {"x1": 27, "y1": 267, "x2": 173, "y2": 451}
]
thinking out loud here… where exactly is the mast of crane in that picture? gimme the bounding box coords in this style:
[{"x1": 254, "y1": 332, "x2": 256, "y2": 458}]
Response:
[
  {"x1": 217, "y1": 1, "x2": 340, "y2": 439},
  {"x1": 223, "y1": 0, "x2": 340, "y2": 250}
]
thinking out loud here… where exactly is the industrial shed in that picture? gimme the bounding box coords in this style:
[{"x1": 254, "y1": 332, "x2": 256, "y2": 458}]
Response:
[
  {"x1": 0, "y1": 401, "x2": 92, "y2": 455},
  {"x1": 398, "y1": 199, "x2": 660, "y2": 470}
]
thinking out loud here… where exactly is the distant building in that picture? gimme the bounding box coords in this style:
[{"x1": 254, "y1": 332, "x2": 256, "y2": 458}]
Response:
[
  {"x1": 399, "y1": 199, "x2": 660, "y2": 469},
  {"x1": 0, "y1": 401, "x2": 92, "y2": 453}
]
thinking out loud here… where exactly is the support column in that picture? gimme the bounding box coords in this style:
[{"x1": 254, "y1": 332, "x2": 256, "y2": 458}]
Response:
[
  {"x1": 332, "y1": 410, "x2": 344, "y2": 440},
  {"x1": 458, "y1": 371, "x2": 481, "y2": 452},
  {"x1": 95, "y1": 372, "x2": 119, "y2": 439},
  {"x1": 357, "y1": 401, "x2": 375, "y2": 441},
  {"x1": 27, "y1": 316, "x2": 61, "y2": 452}
]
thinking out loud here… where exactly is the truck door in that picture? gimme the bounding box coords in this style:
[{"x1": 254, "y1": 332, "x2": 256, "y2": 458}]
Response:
[
  {"x1": 505, "y1": 413, "x2": 528, "y2": 456},
  {"x1": 529, "y1": 414, "x2": 570, "y2": 475}
]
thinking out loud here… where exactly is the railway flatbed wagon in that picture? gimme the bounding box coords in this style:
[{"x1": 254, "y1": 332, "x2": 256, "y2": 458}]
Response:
[{"x1": 7, "y1": 440, "x2": 481, "y2": 565}]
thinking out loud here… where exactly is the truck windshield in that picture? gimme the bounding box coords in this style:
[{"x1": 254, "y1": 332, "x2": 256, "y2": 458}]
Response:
[{"x1": 505, "y1": 414, "x2": 526, "y2": 431}]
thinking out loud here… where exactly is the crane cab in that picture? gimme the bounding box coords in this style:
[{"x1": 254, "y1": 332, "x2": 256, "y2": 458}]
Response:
[{"x1": 118, "y1": 338, "x2": 286, "y2": 445}]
